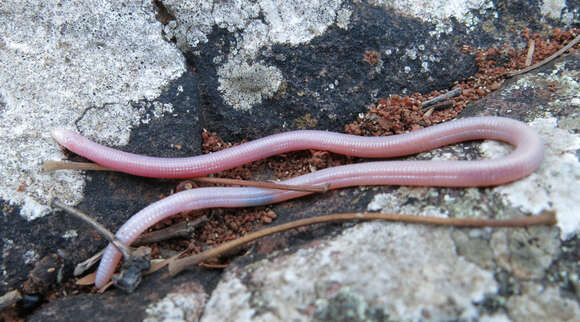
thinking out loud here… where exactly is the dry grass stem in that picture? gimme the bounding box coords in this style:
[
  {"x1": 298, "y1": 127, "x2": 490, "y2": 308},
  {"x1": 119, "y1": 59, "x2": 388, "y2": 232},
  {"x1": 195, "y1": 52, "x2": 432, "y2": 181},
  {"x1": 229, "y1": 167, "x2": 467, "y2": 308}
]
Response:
[{"x1": 168, "y1": 210, "x2": 556, "y2": 276}]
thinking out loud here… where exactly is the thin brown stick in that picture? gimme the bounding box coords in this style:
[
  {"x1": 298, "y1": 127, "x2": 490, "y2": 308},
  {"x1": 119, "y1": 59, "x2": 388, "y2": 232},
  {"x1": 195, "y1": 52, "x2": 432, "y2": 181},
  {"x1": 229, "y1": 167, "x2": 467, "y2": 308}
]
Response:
[
  {"x1": 74, "y1": 249, "x2": 105, "y2": 276},
  {"x1": 191, "y1": 177, "x2": 329, "y2": 193},
  {"x1": 51, "y1": 199, "x2": 132, "y2": 258},
  {"x1": 43, "y1": 160, "x2": 110, "y2": 171},
  {"x1": 429, "y1": 100, "x2": 454, "y2": 110},
  {"x1": 74, "y1": 217, "x2": 204, "y2": 275},
  {"x1": 507, "y1": 34, "x2": 580, "y2": 77},
  {"x1": 0, "y1": 290, "x2": 22, "y2": 310},
  {"x1": 134, "y1": 216, "x2": 207, "y2": 245},
  {"x1": 421, "y1": 87, "x2": 462, "y2": 109},
  {"x1": 525, "y1": 39, "x2": 535, "y2": 66},
  {"x1": 199, "y1": 263, "x2": 229, "y2": 268},
  {"x1": 423, "y1": 100, "x2": 454, "y2": 118},
  {"x1": 168, "y1": 211, "x2": 556, "y2": 276},
  {"x1": 52, "y1": 200, "x2": 155, "y2": 292},
  {"x1": 44, "y1": 160, "x2": 328, "y2": 193},
  {"x1": 423, "y1": 106, "x2": 435, "y2": 119}
]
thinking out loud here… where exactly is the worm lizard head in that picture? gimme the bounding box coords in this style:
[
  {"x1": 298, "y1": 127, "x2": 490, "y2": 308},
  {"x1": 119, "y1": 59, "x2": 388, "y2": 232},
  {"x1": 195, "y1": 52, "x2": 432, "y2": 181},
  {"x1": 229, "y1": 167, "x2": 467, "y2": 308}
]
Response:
[{"x1": 51, "y1": 128, "x2": 74, "y2": 146}]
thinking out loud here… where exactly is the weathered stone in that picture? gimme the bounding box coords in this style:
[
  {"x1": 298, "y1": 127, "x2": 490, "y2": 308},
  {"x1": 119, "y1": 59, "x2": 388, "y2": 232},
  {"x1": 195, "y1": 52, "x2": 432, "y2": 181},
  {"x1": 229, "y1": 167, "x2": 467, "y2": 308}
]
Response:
[{"x1": 1, "y1": 0, "x2": 579, "y2": 320}]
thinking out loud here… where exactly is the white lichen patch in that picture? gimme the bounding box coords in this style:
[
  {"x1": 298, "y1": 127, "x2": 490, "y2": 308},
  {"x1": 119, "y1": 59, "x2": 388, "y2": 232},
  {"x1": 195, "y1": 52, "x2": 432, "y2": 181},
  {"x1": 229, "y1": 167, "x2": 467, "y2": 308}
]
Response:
[
  {"x1": 76, "y1": 103, "x2": 145, "y2": 147},
  {"x1": 163, "y1": 0, "x2": 261, "y2": 51},
  {"x1": 0, "y1": 0, "x2": 185, "y2": 219},
  {"x1": 260, "y1": 0, "x2": 345, "y2": 45},
  {"x1": 0, "y1": 265, "x2": 7, "y2": 287},
  {"x1": 367, "y1": 187, "x2": 449, "y2": 218},
  {"x1": 140, "y1": 102, "x2": 175, "y2": 125},
  {"x1": 162, "y1": 0, "x2": 349, "y2": 111},
  {"x1": 202, "y1": 222, "x2": 496, "y2": 321},
  {"x1": 506, "y1": 284, "x2": 580, "y2": 321},
  {"x1": 23, "y1": 250, "x2": 39, "y2": 265},
  {"x1": 163, "y1": 0, "x2": 346, "y2": 50},
  {"x1": 62, "y1": 230, "x2": 78, "y2": 239},
  {"x1": 201, "y1": 277, "x2": 255, "y2": 322},
  {"x1": 335, "y1": 7, "x2": 352, "y2": 30},
  {"x1": 541, "y1": 0, "x2": 574, "y2": 24},
  {"x1": 369, "y1": 0, "x2": 492, "y2": 32},
  {"x1": 76, "y1": 102, "x2": 175, "y2": 146},
  {"x1": 217, "y1": 60, "x2": 284, "y2": 111},
  {"x1": 509, "y1": 61, "x2": 579, "y2": 100},
  {"x1": 2, "y1": 240, "x2": 15, "y2": 259},
  {"x1": 490, "y1": 225, "x2": 560, "y2": 279},
  {"x1": 544, "y1": 64, "x2": 580, "y2": 110},
  {"x1": 479, "y1": 313, "x2": 511, "y2": 322},
  {"x1": 480, "y1": 117, "x2": 580, "y2": 240},
  {"x1": 144, "y1": 287, "x2": 208, "y2": 322}
]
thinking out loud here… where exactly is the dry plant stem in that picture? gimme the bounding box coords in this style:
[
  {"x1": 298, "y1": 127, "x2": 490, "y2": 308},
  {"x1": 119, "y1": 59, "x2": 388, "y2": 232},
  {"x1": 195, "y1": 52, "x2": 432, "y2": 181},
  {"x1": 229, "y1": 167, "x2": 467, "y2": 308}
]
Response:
[
  {"x1": 74, "y1": 249, "x2": 104, "y2": 276},
  {"x1": 168, "y1": 211, "x2": 556, "y2": 276},
  {"x1": 50, "y1": 199, "x2": 132, "y2": 258},
  {"x1": 43, "y1": 160, "x2": 110, "y2": 171},
  {"x1": 430, "y1": 100, "x2": 454, "y2": 111},
  {"x1": 507, "y1": 34, "x2": 580, "y2": 77},
  {"x1": 44, "y1": 160, "x2": 328, "y2": 193},
  {"x1": 525, "y1": 39, "x2": 535, "y2": 66},
  {"x1": 421, "y1": 87, "x2": 462, "y2": 108},
  {"x1": 75, "y1": 218, "x2": 195, "y2": 275},
  {"x1": 76, "y1": 215, "x2": 207, "y2": 275},
  {"x1": 191, "y1": 177, "x2": 329, "y2": 193},
  {"x1": 134, "y1": 216, "x2": 207, "y2": 245},
  {"x1": 199, "y1": 263, "x2": 229, "y2": 268},
  {"x1": 145, "y1": 243, "x2": 198, "y2": 275},
  {"x1": 0, "y1": 290, "x2": 22, "y2": 310}
]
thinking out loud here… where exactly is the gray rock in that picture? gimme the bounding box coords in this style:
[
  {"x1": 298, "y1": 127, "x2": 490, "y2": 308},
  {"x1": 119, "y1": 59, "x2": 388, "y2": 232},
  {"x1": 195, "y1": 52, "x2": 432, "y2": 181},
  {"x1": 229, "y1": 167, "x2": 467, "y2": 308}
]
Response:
[{"x1": 0, "y1": 0, "x2": 578, "y2": 321}]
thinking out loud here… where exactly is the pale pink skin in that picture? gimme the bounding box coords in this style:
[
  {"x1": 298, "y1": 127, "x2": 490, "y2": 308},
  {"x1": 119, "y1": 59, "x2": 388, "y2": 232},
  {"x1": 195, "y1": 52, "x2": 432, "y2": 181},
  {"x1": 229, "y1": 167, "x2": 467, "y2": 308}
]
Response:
[{"x1": 52, "y1": 116, "x2": 544, "y2": 288}]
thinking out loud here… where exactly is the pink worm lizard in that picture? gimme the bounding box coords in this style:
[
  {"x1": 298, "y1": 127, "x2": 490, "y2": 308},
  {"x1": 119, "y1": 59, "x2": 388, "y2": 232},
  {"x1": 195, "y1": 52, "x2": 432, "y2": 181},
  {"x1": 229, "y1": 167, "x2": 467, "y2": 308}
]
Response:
[{"x1": 51, "y1": 116, "x2": 543, "y2": 288}]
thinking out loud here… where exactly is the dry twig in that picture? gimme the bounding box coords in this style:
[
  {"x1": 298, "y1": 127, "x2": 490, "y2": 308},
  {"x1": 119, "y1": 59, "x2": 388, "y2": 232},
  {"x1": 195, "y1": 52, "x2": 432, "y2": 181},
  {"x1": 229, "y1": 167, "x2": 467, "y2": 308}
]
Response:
[
  {"x1": 525, "y1": 39, "x2": 535, "y2": 66},
  {"x1": 507, "y1": 34, "x2": 579, "y2": 77},
  {"x1": 44, "y1": 160, "x2": 328, "y2": 193},
  {"x1": 0, "y1": 290, "x2": 22, "y2": 310},
  {"x1": 168, "y1": 210, "x2": 556, "y2": 276},
  {"x1": 51, "y1": 199, "x2": 150, "y2": 292},
  {"x1": 74, "y1": 249, "x2": 104, "y2": 276},
  {"x1": 51, "y1": 199, "x2": 132, "y2": 258},
  {"x1": 190, "y1": 177, "x2": 329, "y2": 193},
  {"x1": 421, "y1": 87, "x2": 462, "y2": 109},
  {"x1": 134, "y1": 216, "x2": 207, "y2": 245}
]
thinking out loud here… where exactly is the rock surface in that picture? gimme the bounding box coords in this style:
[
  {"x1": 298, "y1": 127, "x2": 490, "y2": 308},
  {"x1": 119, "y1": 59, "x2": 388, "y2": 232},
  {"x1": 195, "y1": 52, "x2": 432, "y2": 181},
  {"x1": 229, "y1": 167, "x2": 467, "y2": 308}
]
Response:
[{"x1": 0, "y1": 0, "x2": 578, "y2": 321}]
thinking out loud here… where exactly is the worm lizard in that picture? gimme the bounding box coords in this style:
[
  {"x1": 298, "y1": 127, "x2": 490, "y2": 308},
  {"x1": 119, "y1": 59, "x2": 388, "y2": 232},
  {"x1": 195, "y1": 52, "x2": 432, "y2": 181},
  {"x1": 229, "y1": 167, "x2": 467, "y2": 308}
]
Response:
[{"x1": 50, "y1": 116, "x2": 544, "y2": 288}]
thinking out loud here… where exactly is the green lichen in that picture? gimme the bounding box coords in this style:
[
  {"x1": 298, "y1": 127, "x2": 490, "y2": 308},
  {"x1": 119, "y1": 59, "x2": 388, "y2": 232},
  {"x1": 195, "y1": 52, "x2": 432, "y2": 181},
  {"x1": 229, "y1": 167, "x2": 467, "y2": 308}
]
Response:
[
  {"x1": 294, "y1": 113, "x2": 319, "y2": 129},
  {"x1": 313, "y1": 287, "x2": 391, "y2": 322}
]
